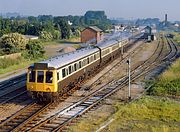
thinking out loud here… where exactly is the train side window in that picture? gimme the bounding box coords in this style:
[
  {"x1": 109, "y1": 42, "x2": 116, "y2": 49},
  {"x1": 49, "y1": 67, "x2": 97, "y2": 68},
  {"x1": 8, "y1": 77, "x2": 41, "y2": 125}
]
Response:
[
  {"x1": 102, "y1": 50, "x2": 105, "y2": 56},
  {"x1": 87, "y1": 57, "x2": 89, "y2": 64},
  {"x1": 83, "y1": 59, "x2": 86, "y2": 66},
  {"x1": 37, "y1": 71, "x2": 44, "y2": 83},
  {"x1": 90, "y1": 56, "x2": 93, "y2": 62},
  {"x1": 62, "y1": 69, "x2": 66, "y2": 78},
  {"x1": 79, "y1": 61, "x2": 82, "y2": 68},
  {"x1": 74, "y1": 63, "x2": 77, "y2": 71},
  {"x1": 46, "y1": 71, "x2": 53, "y2": 83},
  {"x1": 29, "y1": 70, "x2": 36, "y2": 82},
  {"x1": 94, "y1": 54, "x2": 96, "y2": 60},
  {"x1": 57, "y1": 72, "x2": 59, "y2": 80},
  {"x1": 69, "y1": 66, "x2": 72, "y2": 74},
  {"x1": 96, "y1": 53, "x2": 99, "y2": 58},
  {"x1": 76, "y1": 63, "x2": 79, "y2": 69},
  {"x1": 66, "y1": 68, "x2": 69, "y2": 75},
  {"x1": 71, "y1": 65, "x2": 74, "y2": 72}
]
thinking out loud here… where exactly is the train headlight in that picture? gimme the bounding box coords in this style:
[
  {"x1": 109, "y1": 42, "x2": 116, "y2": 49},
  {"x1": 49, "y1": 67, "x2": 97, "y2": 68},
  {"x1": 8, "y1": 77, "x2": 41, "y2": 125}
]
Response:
[
  {"x1": 31, "y1": 86, "x2": 34, "y2": 90},
  {"x1": 46, "y1": 88, "x2": 51, "y2": 92}
]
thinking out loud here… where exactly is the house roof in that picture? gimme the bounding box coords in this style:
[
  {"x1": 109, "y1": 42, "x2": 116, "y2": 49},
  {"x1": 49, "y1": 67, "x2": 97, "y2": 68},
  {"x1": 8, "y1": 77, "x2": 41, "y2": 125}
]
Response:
[
  {"x1": 82, "y1": 26, "x2": 103, "y2": 33},
  {"x1": 88, "y1": 26, "x2": 103, "y2": 32}
]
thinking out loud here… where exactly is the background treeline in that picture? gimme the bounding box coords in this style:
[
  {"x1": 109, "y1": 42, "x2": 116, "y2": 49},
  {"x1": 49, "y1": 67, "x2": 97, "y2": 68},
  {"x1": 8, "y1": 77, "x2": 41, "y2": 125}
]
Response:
[
  {"x1": 0, "y1": 11, "x2": 112, "y2": 70},
  {"x1": 0, "y1": 11, "x2": 112, "y2": 40}
]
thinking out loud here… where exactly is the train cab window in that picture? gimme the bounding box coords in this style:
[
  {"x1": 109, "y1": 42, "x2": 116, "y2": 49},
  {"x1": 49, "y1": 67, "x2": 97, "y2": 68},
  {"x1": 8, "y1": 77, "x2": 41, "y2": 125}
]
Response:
[
  {"x1": 79, "y1": 61, "x2": 82, "y2": 68},
  {"x1": 69, "y1": 66, "x2": 72, "y2": 74},
  {"x1": 29, "y1": 70, "x2": 36, "y2": 82},
  {"x1": 37, "y1": 71, "x2": 44, "y2": 83},
  {"x1": 46, "y1": 71, "x2": 53, "y2": 83},
  {"x1": 87, "y1": 57, "x2": 89, "y2": 64},
  {"x1": 62, "y1": 69, "x2": 66, "y2": 78},
  {"x1": 74, "y1": 63, "x2": 77, "y2": 71}
]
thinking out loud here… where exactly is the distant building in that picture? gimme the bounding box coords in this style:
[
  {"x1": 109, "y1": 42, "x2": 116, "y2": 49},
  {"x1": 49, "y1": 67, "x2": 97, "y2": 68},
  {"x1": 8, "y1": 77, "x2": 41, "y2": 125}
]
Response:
[
  {"x1": 24, "y1": 35, "x2": 39, "y2": 40},
  {"x1": 81, "y1": 26, "x2": 103, "y2": 44}
]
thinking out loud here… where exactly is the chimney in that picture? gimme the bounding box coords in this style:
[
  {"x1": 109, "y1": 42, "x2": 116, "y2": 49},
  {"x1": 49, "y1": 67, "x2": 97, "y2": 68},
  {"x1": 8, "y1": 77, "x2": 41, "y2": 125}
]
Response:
[{"x1": 165, "y1": 14, "x2": 167, "y2": 25}]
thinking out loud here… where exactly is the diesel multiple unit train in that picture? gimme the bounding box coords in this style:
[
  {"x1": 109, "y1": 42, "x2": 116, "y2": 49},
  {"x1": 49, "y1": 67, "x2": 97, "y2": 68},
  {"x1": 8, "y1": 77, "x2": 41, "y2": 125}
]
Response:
[{"x1": 26, "y1": 32, "x2": 134, "y2": 101}]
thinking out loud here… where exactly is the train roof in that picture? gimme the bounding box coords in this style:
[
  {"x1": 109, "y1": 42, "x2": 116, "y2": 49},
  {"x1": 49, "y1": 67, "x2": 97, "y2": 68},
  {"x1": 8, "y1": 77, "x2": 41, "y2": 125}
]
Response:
[
  {"x1": 30, "y1": 31, "x2": 132, "y2": 69},
  {"x1": 97, "y1": 31, "x2": 131, "y2": 49},
  {"x1": 31, "y1": 47, "x2": 99, "y2": 69}
]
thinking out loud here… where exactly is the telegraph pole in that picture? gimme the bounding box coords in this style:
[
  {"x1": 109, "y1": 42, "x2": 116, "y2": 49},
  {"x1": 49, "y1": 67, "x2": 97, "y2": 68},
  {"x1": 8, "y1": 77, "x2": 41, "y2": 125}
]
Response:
[{"x1": 127, "y1": 58, "x2": 131, "y2": 100}]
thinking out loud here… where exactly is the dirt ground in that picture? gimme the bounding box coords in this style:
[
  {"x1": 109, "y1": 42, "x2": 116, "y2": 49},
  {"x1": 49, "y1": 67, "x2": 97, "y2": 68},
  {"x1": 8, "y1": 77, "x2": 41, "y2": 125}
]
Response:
[{"x1": 44, "y1": 43, "x2": 77, "y2": 57}]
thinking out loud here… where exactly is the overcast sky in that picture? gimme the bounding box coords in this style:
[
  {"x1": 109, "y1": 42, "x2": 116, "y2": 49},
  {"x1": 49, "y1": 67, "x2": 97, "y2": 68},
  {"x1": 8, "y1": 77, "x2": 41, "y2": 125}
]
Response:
[{"x1": 0, "y1": 0, "x2": 179, "y2": 21}]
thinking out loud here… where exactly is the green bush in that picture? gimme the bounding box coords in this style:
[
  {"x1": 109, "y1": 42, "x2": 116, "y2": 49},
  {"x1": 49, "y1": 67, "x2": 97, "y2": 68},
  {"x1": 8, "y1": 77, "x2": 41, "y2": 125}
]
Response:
[
  {"x1": 39, "y1": 31, "x2": 53, "y2": 41},
  {"x1": 23, "y1": 40, "x2": 45, "y2": 59},
  {"x1": 0, "y1": 33, "x2": 27, "y2": 54}
]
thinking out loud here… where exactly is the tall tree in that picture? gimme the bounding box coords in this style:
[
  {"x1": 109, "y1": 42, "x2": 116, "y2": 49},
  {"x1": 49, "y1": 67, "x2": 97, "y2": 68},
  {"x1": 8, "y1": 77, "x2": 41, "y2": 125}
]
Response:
[{"x1": 54, "y1": 17, "x2": 71, "y2": 39}]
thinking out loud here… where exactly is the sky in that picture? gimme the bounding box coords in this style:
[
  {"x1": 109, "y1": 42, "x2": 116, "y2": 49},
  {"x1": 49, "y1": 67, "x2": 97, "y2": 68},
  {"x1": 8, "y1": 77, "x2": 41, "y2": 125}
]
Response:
[{"x1": 0, "y1": 0, "x2": 179, "y2": 21}]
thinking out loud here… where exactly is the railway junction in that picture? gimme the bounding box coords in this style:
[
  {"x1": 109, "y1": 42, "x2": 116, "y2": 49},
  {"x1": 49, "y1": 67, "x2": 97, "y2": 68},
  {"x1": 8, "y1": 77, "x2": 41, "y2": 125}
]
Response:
[{"x1": 0, "y1": 31, "x2": 179, "y2": 132}]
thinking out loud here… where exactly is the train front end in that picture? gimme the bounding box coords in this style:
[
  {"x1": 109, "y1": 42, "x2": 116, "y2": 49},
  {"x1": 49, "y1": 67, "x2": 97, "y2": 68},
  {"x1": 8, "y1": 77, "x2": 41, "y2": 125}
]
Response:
[{"x1": 26, "y1": 63, "x2": 58, "y2": 102}]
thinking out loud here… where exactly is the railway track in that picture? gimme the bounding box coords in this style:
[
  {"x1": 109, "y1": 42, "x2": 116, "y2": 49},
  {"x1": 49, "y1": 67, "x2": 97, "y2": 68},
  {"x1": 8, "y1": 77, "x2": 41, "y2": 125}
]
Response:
[
  {"x1": 0, "y1": 87, "x2": 27, "y2": 104},
  {"x1": 0, "y1": 102, "x2": 51, "y2": 131},
  {"x1": 26, "y1": 35, "x2": 178, "y2": 131},
  {"x1": 0, "y1": 74, "x2": 26, "y2": 91},
  {"x1": 0, "y1": 36, "x2": 178, "y2": 132},
  {"x1": 0, "y1": 74, "x2": 27, "y2": 105}
]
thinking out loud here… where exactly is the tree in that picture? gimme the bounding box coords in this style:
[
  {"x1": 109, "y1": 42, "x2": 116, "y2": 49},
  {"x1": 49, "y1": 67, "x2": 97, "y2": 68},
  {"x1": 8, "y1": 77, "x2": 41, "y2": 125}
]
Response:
[
  {"x1": 28, "y1": 16, "x2": 38, "y2": 24},
  {"x1": 39, "y1": 31, "x2": 53, "y2": 41},
  {"x1": 25, "y1": 40, "x2": 45, "y2": 59},
  {"x1": 0, "y1": 33, "x2": 27, "y2": 54},
  {"x1": 84, "y1": 11, "x2": 111, "y2": 30},
  {"x1": 52, "y1": 30, "x2": 61, "y2": 39},
  {"x1": 54, "y1": 17, "x2": 71, "y2": 39},
  {"x1": 26, "y1": 23, "x2": 43, "y2": 36},
  {"x1": 71, "y1": 27, "x2": 81, "y2": 37}
]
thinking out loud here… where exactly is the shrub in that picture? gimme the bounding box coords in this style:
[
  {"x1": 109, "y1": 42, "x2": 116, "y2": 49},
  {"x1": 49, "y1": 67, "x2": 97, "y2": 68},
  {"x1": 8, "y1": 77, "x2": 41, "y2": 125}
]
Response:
[
  {"x1": 23, "y1": 40, "x2": 45, "y2": 59},
  {"x1": 39, "y1": 31, "x2": 53, "y2": 41},
  {"x1": 0, "y1": 33, "x2": 27, "y2": 54}
]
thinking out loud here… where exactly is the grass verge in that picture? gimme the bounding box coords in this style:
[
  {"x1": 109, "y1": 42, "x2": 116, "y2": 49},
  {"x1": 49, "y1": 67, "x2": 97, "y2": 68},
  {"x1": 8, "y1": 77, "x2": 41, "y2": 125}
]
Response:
[
  {"x1": 68, "y1": 96, "x2": 180, "y2": 132},
  {"x1": 0, "y1": 57, "x2": 45, "y2": 75},
  {"x1": 107, "y1": 96, "x2": 180, "y2": 132},
  {"x1": 148, "y1": 58, "x2": 180, "y2": 97},
  {"x1": 173, "y1": 32, "x2": 180, "y2": 44},
  {"x1": 42, "y1": 37, "x2": 81, "y2": 45}
]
